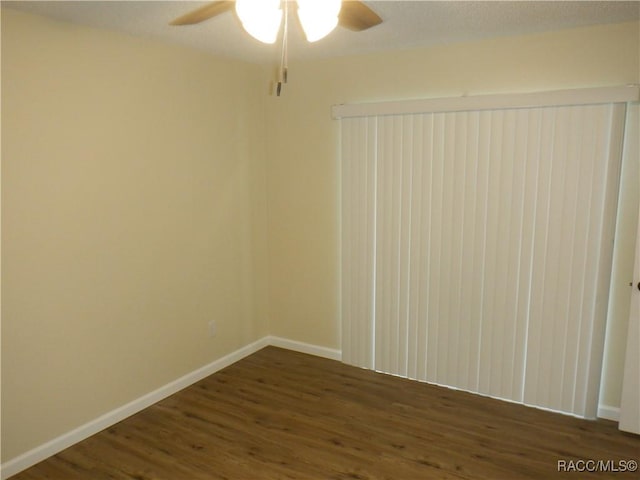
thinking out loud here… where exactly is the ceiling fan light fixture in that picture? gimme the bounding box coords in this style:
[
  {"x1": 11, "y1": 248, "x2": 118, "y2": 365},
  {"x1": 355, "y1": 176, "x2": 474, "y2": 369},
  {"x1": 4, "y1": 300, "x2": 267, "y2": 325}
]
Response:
[
  {"x1": 296, "y1": 0, "x2": 342, "y2": 42},
  {"x1": 235, "y1": 0, "x2": 283, "y2": 44}
]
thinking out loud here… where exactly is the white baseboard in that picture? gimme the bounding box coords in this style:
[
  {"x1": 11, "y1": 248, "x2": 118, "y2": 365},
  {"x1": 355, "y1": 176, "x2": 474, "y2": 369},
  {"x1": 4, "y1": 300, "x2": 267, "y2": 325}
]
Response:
[
  {"x1": 267, "y1": 335, "x2": 342, "y2": 361},
  {"x1": 0, "y1": 337, "x2": 270, "y2": 480},
  {"x1": 0, "y1": 336, "x2": 342, "y2": 480},
  {"x1": 598, "y1": 404, "x2": 620, "y2": 422}
]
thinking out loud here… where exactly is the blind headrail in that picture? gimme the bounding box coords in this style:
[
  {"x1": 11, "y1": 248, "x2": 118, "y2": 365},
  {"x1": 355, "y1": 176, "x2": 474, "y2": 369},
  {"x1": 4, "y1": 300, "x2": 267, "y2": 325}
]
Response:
[{"x1": 332, "y1": 85, "x2": 640, "y2": 119}]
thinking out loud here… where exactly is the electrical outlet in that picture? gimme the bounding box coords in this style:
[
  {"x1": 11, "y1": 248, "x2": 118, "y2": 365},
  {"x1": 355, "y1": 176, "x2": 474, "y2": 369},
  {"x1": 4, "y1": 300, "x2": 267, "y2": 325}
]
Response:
[{"x1": 208, "y1": 320, "x2": 217, "y2": 337}]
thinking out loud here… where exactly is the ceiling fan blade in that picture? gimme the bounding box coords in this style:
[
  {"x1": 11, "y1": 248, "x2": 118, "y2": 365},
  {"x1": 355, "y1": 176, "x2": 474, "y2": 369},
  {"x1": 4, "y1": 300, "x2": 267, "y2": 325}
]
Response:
[
  {"x1": 169, "y1": 1, "x2": 234, "y2": 26},
  {"x1": 339, "y1": 1, "x2": 382, "y2": 32}
]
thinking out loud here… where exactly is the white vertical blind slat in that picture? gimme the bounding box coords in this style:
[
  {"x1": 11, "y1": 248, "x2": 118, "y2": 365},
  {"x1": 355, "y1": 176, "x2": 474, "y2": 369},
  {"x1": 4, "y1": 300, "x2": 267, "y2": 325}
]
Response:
[
  {"x1": 582, "y1": 104, "x2": 626, "y2": 418},
  {"x1": 449, "y1": 113, "x2": 466, "y2": 388},
  {"x1": 406, "y1": 116, "x2": 420, "y2": 380},
  {"x1": 478, "y1": 110, "x2": 502, "y2": 396},
  {"x1": 417, "y1": 114, "x2": 434, "y2": 382},
  {"x1": 341, "y1": 117, "x2": 376, "y2": 369},
  {"x1": 426, "y1": 114, "x2": 444, "y2": 382},
  {"x1": 523, "y1": 107, "x2": 555, "y2": 409},
  {"x1": 470, "y1": 111, "x2": 492, "y2": 393},
  {"x1": 399, "y1": 116, "x2": 413, "y2": 377},
  {"x1": 457, "y1": 112, "x2": 478, "y2": 391}
]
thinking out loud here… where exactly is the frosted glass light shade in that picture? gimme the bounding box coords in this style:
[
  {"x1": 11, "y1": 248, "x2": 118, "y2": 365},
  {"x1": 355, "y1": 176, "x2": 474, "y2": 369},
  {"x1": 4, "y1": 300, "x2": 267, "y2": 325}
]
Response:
[
  {"x1": 235, "y1": 0, "x2": 283, "y2": 44},
  {"x1": 296, "y1": 0, "x2": 342, "y2": 42}
]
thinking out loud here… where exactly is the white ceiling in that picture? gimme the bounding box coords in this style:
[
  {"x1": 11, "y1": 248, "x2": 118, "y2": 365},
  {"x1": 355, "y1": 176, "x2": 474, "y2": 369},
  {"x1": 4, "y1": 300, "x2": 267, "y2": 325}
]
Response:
[{"x1": 4, "y1": 1, "x2": 639, "y2": 64}]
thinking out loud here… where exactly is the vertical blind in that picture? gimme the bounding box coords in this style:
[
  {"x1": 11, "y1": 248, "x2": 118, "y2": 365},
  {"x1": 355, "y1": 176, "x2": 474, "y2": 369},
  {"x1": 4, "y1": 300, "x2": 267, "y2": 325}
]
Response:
[{"x1": 340, "y1": 96, "x2": 628, "y2": 418}]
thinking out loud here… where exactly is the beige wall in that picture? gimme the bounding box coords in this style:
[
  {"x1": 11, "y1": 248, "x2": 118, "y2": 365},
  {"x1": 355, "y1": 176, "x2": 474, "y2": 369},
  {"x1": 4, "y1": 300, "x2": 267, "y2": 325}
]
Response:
[
  {"x1": 265, "y1": 21, "x2": 640, "y2": 401},
  {"x1": 2, "y1": 7, "x2": 639, "y2": 465},
  {"x1": 1, "y1": 9, "x2": 268, "y2": 461}
]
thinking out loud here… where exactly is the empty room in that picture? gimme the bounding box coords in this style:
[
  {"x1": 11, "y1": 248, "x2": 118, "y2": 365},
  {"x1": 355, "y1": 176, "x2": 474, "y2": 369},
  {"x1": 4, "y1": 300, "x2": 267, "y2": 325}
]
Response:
[{"x1": 2, "y1": 1, "x2": 639, "y2": 479}]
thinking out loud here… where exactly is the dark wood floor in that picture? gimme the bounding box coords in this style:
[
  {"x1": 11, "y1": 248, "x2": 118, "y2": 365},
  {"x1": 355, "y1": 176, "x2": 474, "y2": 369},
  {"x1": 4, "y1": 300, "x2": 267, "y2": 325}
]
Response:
[{"x1": 11, "y1": 346, "x2": 639, "y2": 479}]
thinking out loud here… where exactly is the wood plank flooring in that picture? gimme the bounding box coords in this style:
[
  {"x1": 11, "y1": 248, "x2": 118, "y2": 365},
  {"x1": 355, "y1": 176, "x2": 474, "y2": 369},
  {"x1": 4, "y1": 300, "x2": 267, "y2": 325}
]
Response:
[{"x1": 11, "y1": 346, "x2": 639, "y2": 479}]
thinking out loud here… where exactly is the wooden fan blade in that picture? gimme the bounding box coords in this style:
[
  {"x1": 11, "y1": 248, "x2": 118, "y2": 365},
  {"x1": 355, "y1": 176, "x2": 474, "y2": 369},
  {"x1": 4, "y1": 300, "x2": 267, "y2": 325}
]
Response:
[
  {"x1": 339, "y1": 1, "x2": 382, "y2": 31},
  {"x1": 169, "y1": 1, "x2": 234, "y2": 26}
]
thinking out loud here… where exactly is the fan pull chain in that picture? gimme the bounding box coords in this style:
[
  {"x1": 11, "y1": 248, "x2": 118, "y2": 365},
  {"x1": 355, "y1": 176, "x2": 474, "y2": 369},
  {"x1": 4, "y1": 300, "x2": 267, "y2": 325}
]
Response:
[{"x1": 277, "y1": 0, "x2": 289, "y2": 96}]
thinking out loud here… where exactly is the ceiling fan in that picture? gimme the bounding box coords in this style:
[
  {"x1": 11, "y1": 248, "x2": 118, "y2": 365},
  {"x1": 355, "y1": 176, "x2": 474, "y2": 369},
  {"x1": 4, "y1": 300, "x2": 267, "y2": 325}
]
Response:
[
  {"x1": 169, "y1": 0, "x2": 383, "y2": 95},
  {"x1": 170, "y1": 1, "x2": 382, "y2": 36}
]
